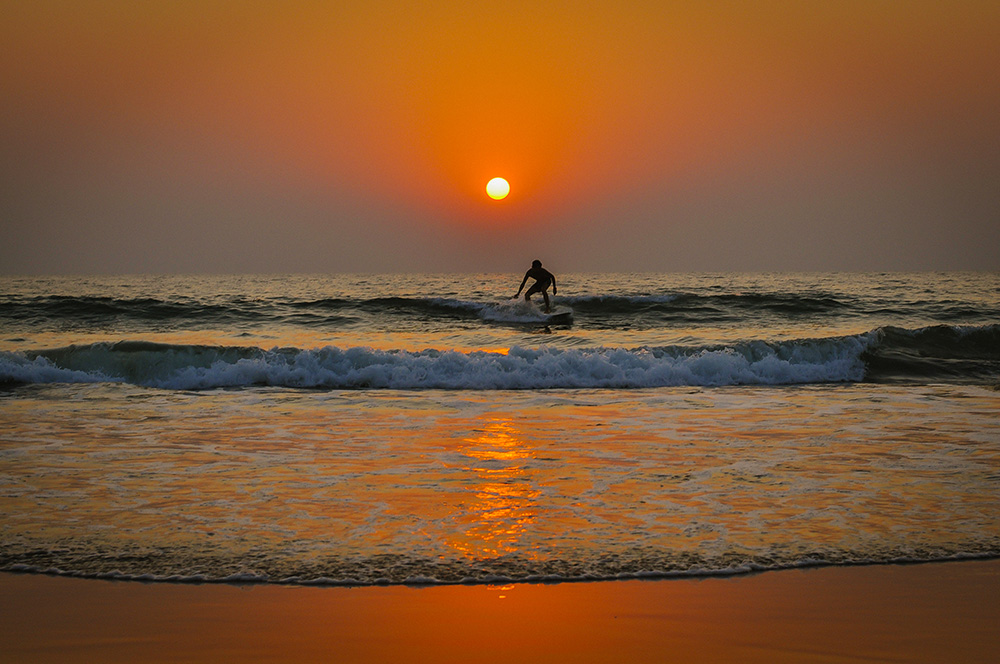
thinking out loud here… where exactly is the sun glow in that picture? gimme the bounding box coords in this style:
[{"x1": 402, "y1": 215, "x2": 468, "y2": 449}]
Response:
[{"x1": 486, "y1": 177, "x2": 510, "y2": 200}]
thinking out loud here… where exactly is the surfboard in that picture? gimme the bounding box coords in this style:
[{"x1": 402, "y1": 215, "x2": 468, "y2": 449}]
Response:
[{"x1": 541, "y1": 306, "x2": 573, "y2": 323}]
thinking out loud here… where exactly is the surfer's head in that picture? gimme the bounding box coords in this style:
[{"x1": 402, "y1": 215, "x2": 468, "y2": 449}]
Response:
[{"x1": 532, "y1": 259, "x2": 542, "y2": 268}]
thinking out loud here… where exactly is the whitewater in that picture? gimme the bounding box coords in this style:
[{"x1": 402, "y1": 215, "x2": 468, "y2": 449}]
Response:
[{"x1": 1, "y1": 272, "x2": 998, "y2": 585}]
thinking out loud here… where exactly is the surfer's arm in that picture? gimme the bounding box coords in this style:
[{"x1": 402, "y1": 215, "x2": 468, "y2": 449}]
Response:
[
  {"x1": 515, "y1": 273, "x2": 529, "y2": 296},
  {"x1": 550, "y1": 273, "x2": 557, "y2": 294}
]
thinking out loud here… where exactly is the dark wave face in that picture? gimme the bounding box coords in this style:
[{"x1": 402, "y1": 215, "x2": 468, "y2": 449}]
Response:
[
  {"x1": 0, "y1": 295, "x2": 283, "y2": 329},
  {"x1": 862, "y1": 324, "x2": 1000, "y2": 383},
  {"x1": 0, "y1": 294, "x2": 486, "y2": 330},
  {"x1": 562, "y1": 292, "x2": 852, "y2": 314},
  {"x1": 3, "y1": 324, "x2": 997, "y2": 390}
]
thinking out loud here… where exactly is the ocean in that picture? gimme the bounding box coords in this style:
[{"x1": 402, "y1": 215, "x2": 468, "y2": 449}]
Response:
[{"x1": 1, "y1": 272, "x2": 998, "y2": 585}]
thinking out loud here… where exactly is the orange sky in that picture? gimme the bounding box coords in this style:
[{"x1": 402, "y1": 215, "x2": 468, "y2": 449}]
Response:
[{"x1": 2, "y1": 1, "x2": 998, "y2": 272}]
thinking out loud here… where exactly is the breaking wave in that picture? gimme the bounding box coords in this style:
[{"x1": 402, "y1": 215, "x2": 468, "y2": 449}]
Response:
[{"x1": 2, "y1": 324, "x2": 996, "y2": 390}]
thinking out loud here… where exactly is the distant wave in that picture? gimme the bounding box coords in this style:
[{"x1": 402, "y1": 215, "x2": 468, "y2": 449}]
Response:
[
  {"x1": 559, "y1": 292, "x2": 849, "y2": 315},
  {"x1": 3, "y1": 325, "x2": 996, "y2": 390},
  {"x1": 9, "y1": 291, "x2": 990, "y2": 328},
  {"x1": 0, "y1": 295, "x2": 271, "y2": 327}
]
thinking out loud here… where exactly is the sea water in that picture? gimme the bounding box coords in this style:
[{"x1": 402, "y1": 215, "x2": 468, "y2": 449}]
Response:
[{"x1": 1, "y1": 273, "x2": 998, "y2": 584}]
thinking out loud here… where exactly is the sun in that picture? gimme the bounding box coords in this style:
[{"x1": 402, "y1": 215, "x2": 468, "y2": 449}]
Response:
[{"x1": 486, "y1": 177, "x2": 510, "y2": 200}]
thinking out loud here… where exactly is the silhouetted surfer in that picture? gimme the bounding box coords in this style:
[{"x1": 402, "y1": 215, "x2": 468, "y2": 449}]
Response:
[{"x1": 515, "y1": 260, "x2": 557, "y2": 312}]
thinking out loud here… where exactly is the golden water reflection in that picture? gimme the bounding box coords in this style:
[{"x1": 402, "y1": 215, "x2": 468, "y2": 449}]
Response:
[{"x1": 445, "y1": 419, "x2": 540, "y2": 560}]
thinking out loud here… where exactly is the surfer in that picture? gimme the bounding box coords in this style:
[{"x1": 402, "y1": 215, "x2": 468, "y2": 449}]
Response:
[{"x1": 515, "y1": 260, "x2": 557, "y2": 312}]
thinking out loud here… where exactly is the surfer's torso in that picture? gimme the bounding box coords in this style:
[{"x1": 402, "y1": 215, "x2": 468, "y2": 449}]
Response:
[{"x1": 524, "y1": 267, "x2": 554, "y2": 289}]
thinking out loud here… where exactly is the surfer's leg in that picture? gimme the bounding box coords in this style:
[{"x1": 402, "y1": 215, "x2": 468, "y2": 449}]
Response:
[{"x1": 542, "y1": 290, "x2": 550, "y2": 312}]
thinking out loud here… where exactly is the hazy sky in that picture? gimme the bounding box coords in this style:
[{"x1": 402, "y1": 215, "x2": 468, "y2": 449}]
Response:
[{"x1": 2, "y1": 1, "x2": 998, "y2": 274}]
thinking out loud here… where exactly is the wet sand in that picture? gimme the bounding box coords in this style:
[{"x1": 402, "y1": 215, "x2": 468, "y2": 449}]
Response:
[{"x1": 3, "y1": 560, "x2": 998, "y2": 663}]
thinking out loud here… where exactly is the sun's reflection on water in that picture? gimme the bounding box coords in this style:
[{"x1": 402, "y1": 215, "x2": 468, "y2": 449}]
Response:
[{"x1": 445, "y1": 419, "x2": 540, "y2": 560}]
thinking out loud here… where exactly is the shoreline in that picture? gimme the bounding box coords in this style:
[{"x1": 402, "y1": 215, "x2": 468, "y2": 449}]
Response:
[
  {"x1": 3, "y1": 559, "x2": 998, "y2": 663},
  {"x1": 4, "y1": 552, "x2": 999, "y2": 588}
]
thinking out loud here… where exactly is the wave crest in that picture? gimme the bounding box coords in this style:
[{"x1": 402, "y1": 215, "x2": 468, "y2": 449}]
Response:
[
  {"x1": 0, "y1": 338, "x2": 865, "y2": 391},
  {"x1": 3, "y1": 324, "x2": 995, "y2": 391}
]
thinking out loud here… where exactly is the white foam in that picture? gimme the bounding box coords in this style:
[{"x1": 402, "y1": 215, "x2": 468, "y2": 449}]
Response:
[
  {"x1": 0, "y1": 335, "x2": 871, "y2": 390},
  {"x1": 162, "y1": 343, "x2": 863, "y2": 390},
  {"x1": 7, "y1": 549, "x2": 1000, "y2": 587},
  {"x1": 0, "y1": 352, "x2": 115, "y2": 385},
  {"x1": 479, "y1": 299, "x2": 565, "y2": 323}
]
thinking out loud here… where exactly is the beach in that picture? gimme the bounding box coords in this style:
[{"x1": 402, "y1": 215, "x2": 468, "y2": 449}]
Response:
[{"x1": 4, "y1": 560, "x2": 999, "y2": 663}]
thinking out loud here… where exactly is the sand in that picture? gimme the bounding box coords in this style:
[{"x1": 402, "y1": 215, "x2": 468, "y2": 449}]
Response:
[{"x1": 2, "y1": 560, "x2": 998, "y2": 663}]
